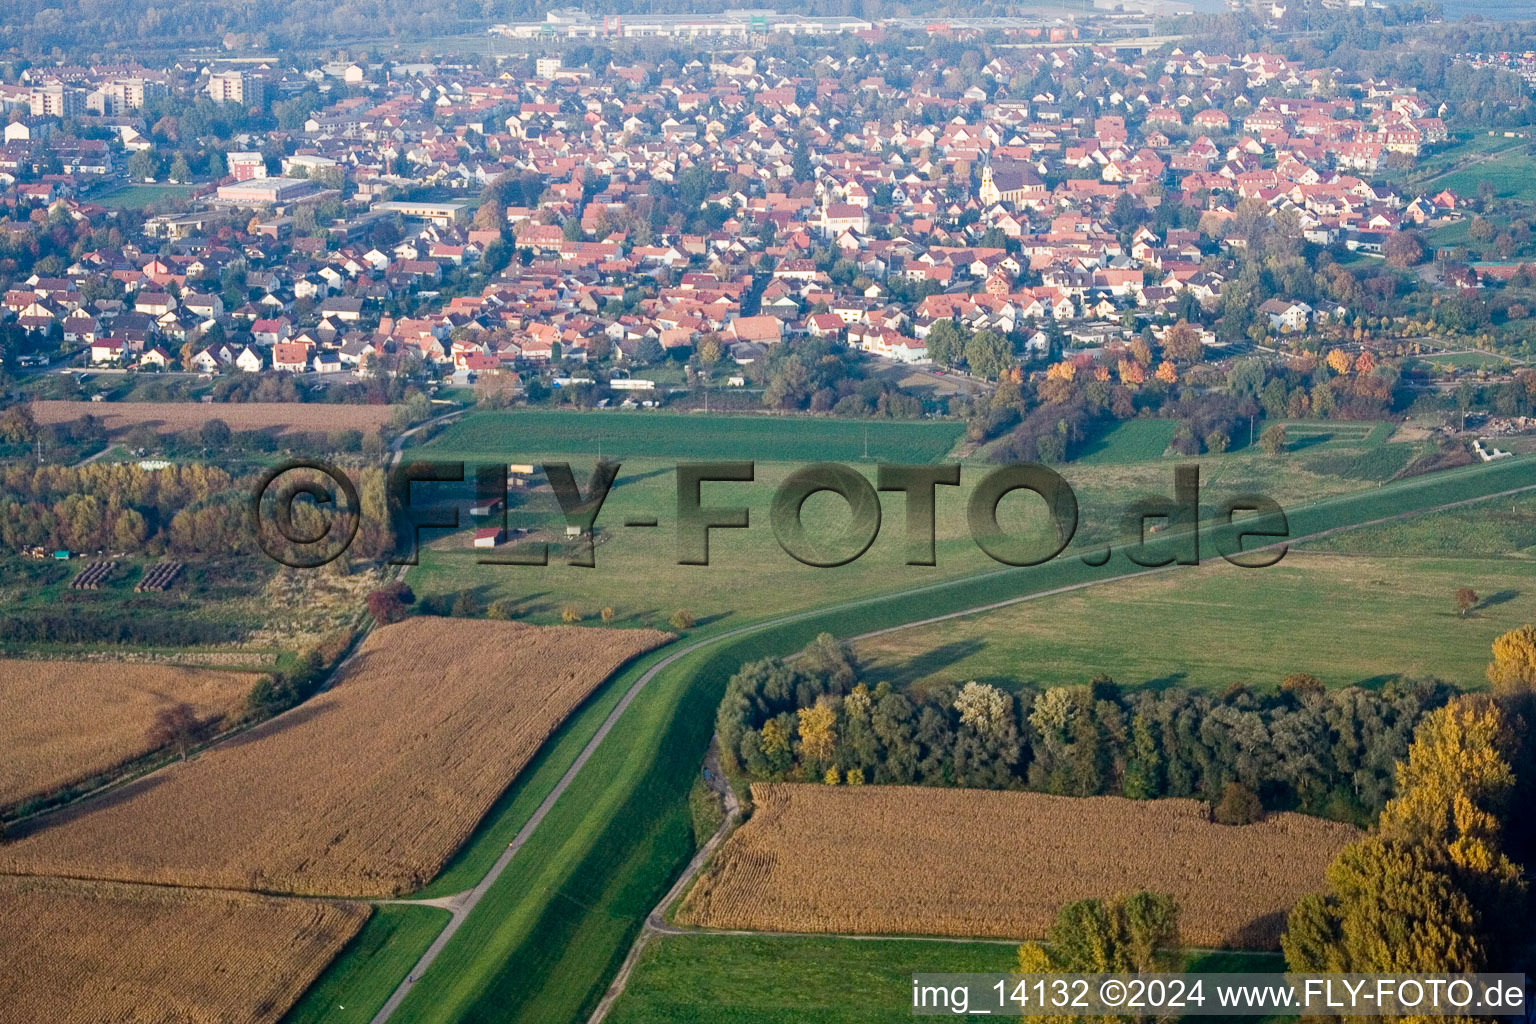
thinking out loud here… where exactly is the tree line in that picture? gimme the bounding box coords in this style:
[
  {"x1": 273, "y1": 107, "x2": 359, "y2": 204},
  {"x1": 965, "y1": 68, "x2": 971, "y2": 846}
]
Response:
[
  {"x1": 716, "y1": 635, "x2": 1456, "y2": 824},
  {"x1": 0, "y1": 459, "x2": 393, "y2": 564}
]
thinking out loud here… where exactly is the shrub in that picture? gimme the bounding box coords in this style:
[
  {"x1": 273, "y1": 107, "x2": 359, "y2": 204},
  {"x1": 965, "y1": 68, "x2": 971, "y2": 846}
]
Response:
[
  {"x1": 669, "y1": 608, "x2": 696, "y2": 630},
  {"x1": 366, "y1": 588, "x2": 407, "y2": 627},
  {"x1": 1213, "y1": 781, "x2": 1264, "y2": 826},
  {"x1": 560, "y1": 605, "x2": 582, "y2": 623}
]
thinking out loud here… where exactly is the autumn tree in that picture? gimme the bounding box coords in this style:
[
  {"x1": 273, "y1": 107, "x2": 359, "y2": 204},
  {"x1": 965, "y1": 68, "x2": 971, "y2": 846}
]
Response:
[
  {"x1": 1283, "y1": 697, "x2": 1523, "y2": 970},
  {"x1": 1163, "y1": 320, "x2": 1204, "y2": 362},
  {"x1": 366, "y1": 582, "x2": 412, "y2": 626},
  {"x1": 1487, "y1": 625, "x2": 1536, "y2": 694},
  {"x1": 669, "y1": 608, "x2": 696, "y2": 630},
  {"x1": 473, "y1": 198, "x2": 506, "y2": 232},
  {"x1": 1280, "y1": 672, "x2": 1325, "y2": 703},
  {"x1": 0, "y1": 405, "x2": 36, "y2": 444},
  {"x1": 797, "y1": 699, "x2": 838, "y2": 766},
  {"x1": 147, "y1": 702, "x2": 204, "y2": 759},
  {"x1": 1384, "y1": 230, "x2": 1425, "y2": 269},
  {"x1": 1325, "y1": 348, "x2": 1353, "y2": 375},
  {"x1": 1455, "y1": 588, "x2": 1479, "y2": 618}
]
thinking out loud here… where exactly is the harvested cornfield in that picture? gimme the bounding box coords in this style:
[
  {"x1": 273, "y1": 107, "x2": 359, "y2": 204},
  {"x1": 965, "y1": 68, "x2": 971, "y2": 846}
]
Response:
[
  {"x1": 1, "y1": 617, "x2": 670, "y2": 897},
  {"x1": 678, "y1": 784, "x2": 1359, "y2": 949},
  {"x1": 30, "y1": 400, "x2": 396, "y2": 437},
  {"x1": 0, "y1": 660, "x2": 255, "y2": 811},
  {"x1": 0, "y1": 875, "x2": 368, "y2": 1024}
]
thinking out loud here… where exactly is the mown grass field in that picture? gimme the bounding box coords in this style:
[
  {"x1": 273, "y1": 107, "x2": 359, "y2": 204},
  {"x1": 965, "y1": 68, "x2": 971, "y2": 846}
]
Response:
[
  {"x1": 283, "y1": 904, "x2": 450, "y2": 1024},
  {"x1": 604, "y1": 934, "x2": 1285, "y2": 1024},
  {"x1": 371, "y1": 456, "x2": 1536, "y2": 1024},
  {"x1": 404, "y1": 438, "x2": 1390, "y2": 632},
  {"x1": 1433, "y1": 146, "x2": 1536, "y2": 202},
  {"x1": 1310, "y1": 488, "x2": 1536, "y2": 558},
  {"x1": 1073, "y1": 418, "x2": 1178, "y2": 465},
  {"x1": 92, "y1": 183, "x2": 197, "y2": 209},
  {"x1": 414, "y1": 409, "x2": 966, "y2": 463},
  {"x1": 855, "y1": 552, "x2": 1536, "y2": 693}
]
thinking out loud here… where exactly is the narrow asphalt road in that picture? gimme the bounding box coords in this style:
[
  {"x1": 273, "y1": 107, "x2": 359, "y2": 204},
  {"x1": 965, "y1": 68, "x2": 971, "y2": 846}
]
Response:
[{"x1": 369, "y1": 470, "x2": 1536, "y2": 1024}]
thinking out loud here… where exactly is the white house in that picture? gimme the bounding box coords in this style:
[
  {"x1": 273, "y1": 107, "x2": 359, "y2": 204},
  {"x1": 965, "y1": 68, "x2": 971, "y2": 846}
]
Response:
[
  {"x1": 235, "y1": 346, "x2": 264, "y2": 373},
  {"x1": 1259, "y1": 298, "x2": 1313, "y2": 332}
]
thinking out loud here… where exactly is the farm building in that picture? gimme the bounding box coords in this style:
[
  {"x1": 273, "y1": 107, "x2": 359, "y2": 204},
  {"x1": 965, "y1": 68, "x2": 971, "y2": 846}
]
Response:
[{"x1": 473, "y1": 526, "x2": 506, "y2": 548}]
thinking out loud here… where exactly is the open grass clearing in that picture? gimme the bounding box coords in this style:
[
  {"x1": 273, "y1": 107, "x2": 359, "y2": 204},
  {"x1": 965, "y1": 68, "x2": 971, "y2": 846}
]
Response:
[
  {"x1": 1307, "y1": 488, "x2": 1536, "y2": 559},
  {"x1": 405, "y1": 447, "x2": 1386, "y2": 634},
  {"x1": 1073, "y1": 418, "x2": 1178, "y2": 465},
  {"x1": 282, "y1": 903, "x2": 451, "y2": 1024},
  {"x1": 604, "y1": 933, "x2": 1285, "y2": 1024},
  {"x1": 853, "y1": 552, "x2": 1535, "y2": 693},
  {"x1": 1433, "y1": 147, "x2": 1536, "y2": 202}
]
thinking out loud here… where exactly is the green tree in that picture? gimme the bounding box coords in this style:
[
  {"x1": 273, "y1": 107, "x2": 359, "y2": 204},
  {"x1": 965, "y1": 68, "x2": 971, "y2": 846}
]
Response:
[
  {"x1": 1259, "y1": 424, "x2": 1288, "y2": 456},
  {"x1": 964, "y1": 329, "x2": 1013, "y2": 381},
  {"x1": 168, "y1": 153, "x2": 191, "y2": 183},
  {"x1": 127, "y1": 148, "x2": 159, "y2": 181},
  {"x1": 1018, "y1": 891, "x2": 1180, "y2": 972},
  {"x1": 925, "y1": 319, "x2": 963, "y2": 367}
]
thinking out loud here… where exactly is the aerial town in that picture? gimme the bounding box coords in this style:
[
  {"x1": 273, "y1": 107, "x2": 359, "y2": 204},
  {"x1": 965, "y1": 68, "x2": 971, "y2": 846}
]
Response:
[
  {"x1": 5, "y1": 2, "x2": 1536, "y2": 1023},
  {"x1": 0, "y1": 7, "x2": 1517, "y2": 411}
]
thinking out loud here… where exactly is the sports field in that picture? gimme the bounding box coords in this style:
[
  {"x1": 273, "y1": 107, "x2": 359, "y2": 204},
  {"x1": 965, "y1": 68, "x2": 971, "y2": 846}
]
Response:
[{"x1": 91, "y1": 184, "x2": 197, "y2": 209}]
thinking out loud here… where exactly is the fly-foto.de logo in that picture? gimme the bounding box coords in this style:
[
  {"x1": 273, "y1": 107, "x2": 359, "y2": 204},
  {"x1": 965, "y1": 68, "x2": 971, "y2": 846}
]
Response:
[{"x1": 250, "y1": 460, "x2": 1289, "y2": 572}]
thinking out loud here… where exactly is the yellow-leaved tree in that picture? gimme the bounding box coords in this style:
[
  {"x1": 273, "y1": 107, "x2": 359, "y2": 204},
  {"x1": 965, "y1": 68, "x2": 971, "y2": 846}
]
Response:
[
  {"x1": 1282, "y1": 695, "x2": 1523, "y2": 975},
  {"x1": 1487, "y1": 625, "x2": 1536, "y2": 695},
  {"x1": 796, "y1": 700, "x2": 837, "y2": 767}
]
